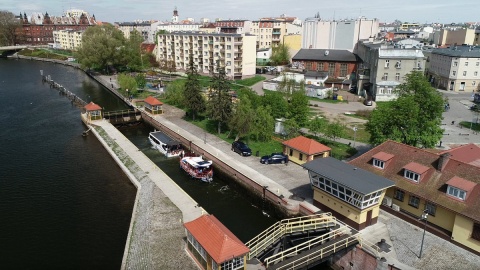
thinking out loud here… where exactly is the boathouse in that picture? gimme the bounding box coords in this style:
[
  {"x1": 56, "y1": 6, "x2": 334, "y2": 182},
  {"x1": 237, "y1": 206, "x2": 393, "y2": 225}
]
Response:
[
  {"x1": 144, "y1": 96, "x2": 163, "y2": 114},
  {"x1": 282, "y1": 136, "x2": 331, "y2": 165},
  {"x1": 83, "y1": 102, "x2": 103, "y2": 121},
  {"x1": 184, "y1": 214, "x2": 250, "y2": 270}
]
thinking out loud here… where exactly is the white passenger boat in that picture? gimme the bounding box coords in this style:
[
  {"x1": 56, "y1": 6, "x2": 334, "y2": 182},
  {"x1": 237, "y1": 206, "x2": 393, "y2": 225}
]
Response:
[
  {"x1": 180, "y1": 155, "x2": 213, "y2": 182},
  {"x1": 148, "y1": 131, "x2": 184, "y2": 158}
]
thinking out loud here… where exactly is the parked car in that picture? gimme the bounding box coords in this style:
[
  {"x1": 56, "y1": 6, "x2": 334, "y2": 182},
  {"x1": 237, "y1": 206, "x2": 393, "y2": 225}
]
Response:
[
  {"x1": 260, "y1": 153, "x2": 289, "y2": 164},
  {"x1": 231, "y1": 141, "x2": 252, "y2": 156}
]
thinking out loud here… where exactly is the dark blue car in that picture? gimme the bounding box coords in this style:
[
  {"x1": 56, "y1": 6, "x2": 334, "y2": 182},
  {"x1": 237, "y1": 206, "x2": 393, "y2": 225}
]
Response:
[{"x1": 260, "y1": 153, "x2": 288, "y2": 164}]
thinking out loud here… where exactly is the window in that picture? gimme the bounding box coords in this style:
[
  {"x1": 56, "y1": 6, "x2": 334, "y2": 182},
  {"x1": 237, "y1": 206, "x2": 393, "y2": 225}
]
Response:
[
  {"x1": 385, "y1": 59, "x2": 390, "y2": 68},
  {"x1": 476, "y1": 62, "x2": 479, "y2": 66},
  {"x1": 475, "y1": 71, "x2": 478, "y2": 76},
  {"x1": 394, "y1": 189, "x2": 405, "y2": 201},
  {"x1": 472, "y1": 223, "x2": 480, "y2": 241},
  {"x1": 299, "y1": 153, "x2": 303, "y2": 161},
  {"x1": 465, "y1": 62, "x2": 469, "y2": 66},
  {"x1": 373, "y1": 158, "x2": 384, "y2": 169},
  {"x1": 453, "y1": 61, "x2": 458, "y2": 67},
  {"x1": 289, "y1": 149, "x2": 293, "y2": 156},
  {"x1": 408, "y1": 195, "x2": 420, "y2": 208},
  {"x1": 395, "y1": 73, "x2": 400, "y2": 81},
  {"x1": 340, "y1": 63, "x2": 348, "y2": 77},
  {"x1": 383, "y1": 73, "x2": 388, "y2": 80},
  {"x1": 378, "y1": 87, "x2": 384, "y2": 94},
  {"x1": 447, "y1": 186, "x2": 466, "y2": 200},
  {"x1": 328, "y1": 63, "x2": 336, "y2": 77},
  {"x1": 221, "y1": 257, "x2": 244, "y2": 270},
  {"x1": 463, "y1": 71, "x2": 467, "y2": 76},
  {"x1": 452, "y1": 71, "x2": 456, "y2": 76},
  {"x1": 425, "y1": 202, "x2": 436, "y2": 216},
  {"x1": 395, "y1": 61, "x2": 402, "y2": 68},
  {"x1": 404, "y1": 170, "x2": 420, "y2": 182}
]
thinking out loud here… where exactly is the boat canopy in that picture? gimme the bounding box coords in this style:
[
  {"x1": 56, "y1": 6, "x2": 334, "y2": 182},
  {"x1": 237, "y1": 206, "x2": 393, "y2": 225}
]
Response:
[
  {"x1": 184, "y1": 156, "x2": 213, "y2": 168},
  {"x1": 150, "y1": 131, "x2": 181, "y2": 146}
]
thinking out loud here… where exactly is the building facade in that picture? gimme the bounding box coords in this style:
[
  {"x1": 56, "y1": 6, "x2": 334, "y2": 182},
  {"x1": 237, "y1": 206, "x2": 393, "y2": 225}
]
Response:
[
  {"x1": 303, "y1": 157, "x2": 394, "y2": 230},
  {"x1": 349, "y1": 141, "x2": 480, "y2": 254},
  {"x1": 116, "y1": 21, "x2": 161, "y2": 43},
  {"x1": 156, "y1": 32, "x2": 257, "y2": 79},
  {"x1": 292, "y1": 49, "x2": 357, "y2": 80},
  {"x1": 438, "y1": 28, "x2": 476, "y2": 46},
  {"x1": 215, "y1": 20, "x2": 252, "y2": 35},
  {"x1": 250, "y1": 17, "x2": 302, "y2": 49},
  {"x1": 52, "y1": 29, "x2": 84, "y2": 50},
  {"x1": 427, "y1": 45, "x2": 480, "y2": 92},
  {"x1": 356, "y1": 40, "x2": 425, "y2": 101},
  {"x1": 302, "y1": 17, "x2": 379, "y2": 52},
  {"x1": 16, "y1": 11, "x2": 96, "y2": 45},
  {"x1": 282, "y1": 136, "x2": 330, "y2": 165}
]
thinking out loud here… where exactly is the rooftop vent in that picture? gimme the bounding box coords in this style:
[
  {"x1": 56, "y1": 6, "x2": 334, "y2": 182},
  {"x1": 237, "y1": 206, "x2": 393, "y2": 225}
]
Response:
[{"x1": 324, "y1": 50, "x2": 329, "y2": 56}]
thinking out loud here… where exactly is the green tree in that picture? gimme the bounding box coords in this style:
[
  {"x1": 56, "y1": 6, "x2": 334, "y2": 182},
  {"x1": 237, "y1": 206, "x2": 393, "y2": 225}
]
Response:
[
  {"x1": 324, "y1": 121, "x2": 345, "y2": 142},
  {"x1": 288, "y1": 89, "x2": 310, "y2": 127},
  {"x1": 118, "y1": 73, "x2": 138, "y2": 96},
  {"x1": 183, "y1": 55, "x2": 206, "y2": 120},
  {"x1": 228, "y1": 96, "x2": 255, "y2": 141},
  {"x1": 252, "y1": 105, "x2": 274, "y2": 142},
  {"x1": 207, "y1": 64, "x2": 233, "y2": 134},
  {"x1": 270, "y1": 44, "x2": 290, "y2": 66},
  {"x1": 135, "y1": 73, "x2": 146, "y2": 89},
  {"x1": 283, "y1": 118, "x2": 301, "y2": 138},
  {"x1": 75, "y1": 24, "x2": 126, "y2": 71},
  {"x1": 261, "y1": 91, "x2": 288, "y2": 119},
  {"x1": 309, "y1": 116, "x2": 326, "y2": 137},
  {"x1": 237, "y1": 88, "x2": 261, "y2": 109},
  {"x1": 164, "y1": 79, "x2": 185, "y2": 106},
  {"x1": 276, "y1": 74, "x2": 299, "y2": 99},
  {"x1": 0, "y1": 11, "x2": 20, "y2": 46},
  {"x1": 121, "y1": 30, "x2": 144, "y2": 71},
  {"x1": 365, "y1": 71, "x2": 444, "y2": 147}
]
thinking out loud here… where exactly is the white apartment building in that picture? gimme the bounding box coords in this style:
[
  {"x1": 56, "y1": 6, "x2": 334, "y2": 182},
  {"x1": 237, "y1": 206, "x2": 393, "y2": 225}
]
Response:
[
  {"x1": 116, "y1": 21, "x2": 161, "y2": 43},
  {"x1": 52, "y1": 29, "x2": 84, "y2": 50},
  {"x1": 356, "y1": 40, "x2": 425, "y2": 101},
  {"x1": 156, "y1": 32, "x2": 257, "y2": 79},
  {"x1": 251, "y1": 18, "x2": 302, "y2": 49},
  {"x1": 302, "y1": 17, "x2": 379, "y2": 52},
  {"x1": 427, "y1": 45, "x2": 480, "y2": 92},
  {"x1": 215, "y1": 20, "x2": 252, "y2": 34},
  {"x1": 156, "y1": 23, "x2": 203, "y2": 33}
]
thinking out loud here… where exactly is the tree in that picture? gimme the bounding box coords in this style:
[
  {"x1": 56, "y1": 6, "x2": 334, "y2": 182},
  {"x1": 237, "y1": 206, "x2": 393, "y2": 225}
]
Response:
[
  {"x1": 121, "y1": 30, "x2": 144, "y2": 71},
  {"x1": 283, "y1": 118, "x2": 301, "y2": 139},
  {"x1": 135, "y1": 73, "x2": 146, "y2": 89},
  {"x1": 288, "y1": 89, "x2": 310, "y2": 127},
  {"x1": 365, "y1": 71, "x2": 444, "y2": 147},
  {"x1": 117, "y1": 73, "x2": 137, "y2": 95},
  {"x1": 160, "y1": 59, "x2": 177, "y2": 77},
  {"x1": 0, "y1": 11, "x2": 20, "y2": 46},
  {"x1": 228, "y1": 96, "x2": 255, "y2": 141},
  {"x1": 309, "y1": 116, "x2": 326, "y2": 137},
  {"x1": 261, "y1": 90, "x2": 288, "y2": 119},
  {"x1": 183, "y1": 55, "x2": 206, "y2": 120},
  {"x1": 164, "y1": 79, "x2": 185, "y2": 106},
  {"x1": 324, "y1": 121, "x2": 345, "y2": 142},
  {"x1": 252, "y1": 105, "x2": 274, "y2": 142},
  {"x1": 75, "y1": 24, "x2": 126, "y2": 71},
  {"x1": 270, "y1": 44, "x2": 290, "y2": 66},
  {"x1": 207, "y1": 64, "x2": 232, "y2": 134}
]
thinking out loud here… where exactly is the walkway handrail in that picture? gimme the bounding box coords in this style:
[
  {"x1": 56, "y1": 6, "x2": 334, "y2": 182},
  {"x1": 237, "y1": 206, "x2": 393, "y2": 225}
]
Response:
[
  {"x1": 271, "y1": 235, "x2": 360, "y2": 269},
  {"x1": 103, "y1": 109, "x2": 138, "y2": 117},
  {"x1": 264, "y1": 226, "x2": 352, "y2": 266},
  {"x1": 246, "y1": 213, "x2": 335, "y2": 259},
  {"x1": 357, "y1": 237, "x2": 381, "y2": 257}
]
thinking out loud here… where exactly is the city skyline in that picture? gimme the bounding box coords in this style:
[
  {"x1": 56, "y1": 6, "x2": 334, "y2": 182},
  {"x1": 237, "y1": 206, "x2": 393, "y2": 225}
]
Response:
[{"x1": 4, "y1": 0, "x2": 480, "y2": 24}]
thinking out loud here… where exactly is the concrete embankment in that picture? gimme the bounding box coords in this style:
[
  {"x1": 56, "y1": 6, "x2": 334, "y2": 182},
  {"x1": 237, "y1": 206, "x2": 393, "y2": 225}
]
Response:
[{"x1": 85, "y1": 118, "x2": 201, "y2": 269}]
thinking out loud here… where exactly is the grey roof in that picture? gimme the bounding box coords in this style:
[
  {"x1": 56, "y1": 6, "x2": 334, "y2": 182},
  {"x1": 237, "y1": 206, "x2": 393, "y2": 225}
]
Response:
[
  {"x1": 432, "y1": 45, "x2": 480, "y2": 58},
  {"x1": 293, "y1": 49, "x2": 357, "y2": 62},
  {"x1": 305, "y1": 71, "x2": 328, "y2": 78},
  {"x1": 150, "y1": 131, "x2": 181, "y2": 146},
  {"x1": 302, "y1": 157, "x2": 395, "y2": 195},
  {"x1": 165, "y1": 31, "x2": 250, "y2": 37}
]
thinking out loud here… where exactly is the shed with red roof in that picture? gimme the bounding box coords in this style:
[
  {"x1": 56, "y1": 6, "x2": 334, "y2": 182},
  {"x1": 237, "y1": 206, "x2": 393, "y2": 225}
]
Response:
[
  {"x1": 184, "y1": 214, "x2": 249, "y2": 270},
  {"x1": 144, "y1": 96, "x2": 163, "y2": 114},
  {"x1": 282, "y1": 136, "x2": 331, "y2": 165},
  {"x1": 83, "y1": 102, "x2": 103, "y2": 121}
]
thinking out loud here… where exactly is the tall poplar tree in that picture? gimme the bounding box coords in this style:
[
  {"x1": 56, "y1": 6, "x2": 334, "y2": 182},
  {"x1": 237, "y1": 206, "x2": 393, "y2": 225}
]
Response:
[
  {"x1": 207, "y1": 63, "x2": 232, "y2": 134},
  {"x1": 183, "y1": 54, "x2": 205, "y2": 120}
]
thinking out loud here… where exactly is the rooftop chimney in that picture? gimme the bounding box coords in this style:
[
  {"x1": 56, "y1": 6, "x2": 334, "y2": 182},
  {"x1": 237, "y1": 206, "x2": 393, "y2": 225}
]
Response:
[{"x1": 437, "y1": 153, "x2": 451, "y2": 172}]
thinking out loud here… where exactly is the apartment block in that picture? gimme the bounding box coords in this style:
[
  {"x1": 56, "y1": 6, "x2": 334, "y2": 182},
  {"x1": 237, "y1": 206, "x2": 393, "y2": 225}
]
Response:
[
  {"x1": 215, "y1": 20, "x2": 252, "y2": 34},
  {"x1": 427, "y1": 45, "x2": 480, "y2": 92},
  {"x1": 251, "y1": 17, "x2": 302, "y2": 49},
  {"x1": 156, "y1": 32, "x2": 256, "y2": 79},
  {"x1": 356, "y1": 40, "x2": 425, "y2": 101},
  {"x1": 116, "y1": 21, "x2": 161, "y2": 43},
  {"x1": 438, "y1": 28, "x2": 476, "y2": 46},
  {"x1": 302, "y1": 17, "x2": 379, "y2": 52},
  {"x1": 52, "y1": 29, "x2": 84, "y2": 50}
]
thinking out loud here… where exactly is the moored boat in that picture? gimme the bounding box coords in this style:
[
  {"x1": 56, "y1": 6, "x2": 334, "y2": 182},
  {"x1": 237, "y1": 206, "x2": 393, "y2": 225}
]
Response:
[
  {"x1": 148, "y1": 131, "x2": 184, "y2": 158},
  {"x1": 180, "y1": 155, "x2": 213, "y2": 182}
]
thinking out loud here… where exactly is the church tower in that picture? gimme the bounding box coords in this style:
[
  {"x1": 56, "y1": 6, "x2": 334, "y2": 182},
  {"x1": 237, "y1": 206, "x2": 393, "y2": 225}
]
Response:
[{"x1": 172, "y1": 7, "x2": 179, "y2": 23}]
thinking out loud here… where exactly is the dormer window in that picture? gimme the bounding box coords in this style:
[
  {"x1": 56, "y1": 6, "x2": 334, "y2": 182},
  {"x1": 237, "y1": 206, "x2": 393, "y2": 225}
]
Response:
[
  {"x1": 404, "y1": 170, "x2": 420, "y2": 182},
  {"x1": 373, "y1": 159, "x2": 384, "y2": 169},
  {"x1": 447, "y1": 186, "x2": 466, "y2": 200},
  {"x1": 446, "y1": 176, "x2": 476, "y2": 201},
  {"x1": 372, "y1": 152, "x2": 394, "y2": 170}
]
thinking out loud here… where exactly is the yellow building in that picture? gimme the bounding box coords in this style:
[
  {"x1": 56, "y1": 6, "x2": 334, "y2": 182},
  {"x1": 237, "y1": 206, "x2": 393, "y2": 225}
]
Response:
[
  {"x1": 53, "y1": 29, "x2": 84, "y2": 50},
  {"x1": 282, "y1": 135, "x2": 330, "y2": 165},
  {"x1": 144, "y1": 96, "x2": 163, "y2": 114},
  {"x1": 184, "y1": 214, "x2": 250, "y2": 270},
  {"x1": 83, "y1": 102, "x2": 103, "y2": 121},
  {"x1": 303, "y1": 157, "x2": 394, "y2": 230},
  {"x1": 283, "y1": 34, "x2": 301, "y2": 50},
  {"x1": 349, "y1": 141, "x2": 480, "y2": 254}
]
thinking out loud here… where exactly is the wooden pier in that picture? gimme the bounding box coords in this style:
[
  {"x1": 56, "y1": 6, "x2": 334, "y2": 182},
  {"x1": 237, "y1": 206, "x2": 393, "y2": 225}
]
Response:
[{"x1": 41, "y1": 73, "x2": 88, "y2": 108}]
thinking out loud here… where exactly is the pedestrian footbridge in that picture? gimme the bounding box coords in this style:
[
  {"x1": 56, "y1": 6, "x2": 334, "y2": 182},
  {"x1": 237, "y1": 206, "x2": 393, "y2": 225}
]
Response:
[{"x1": 246, "y1": 213, "x2": 369, "y2": 269}]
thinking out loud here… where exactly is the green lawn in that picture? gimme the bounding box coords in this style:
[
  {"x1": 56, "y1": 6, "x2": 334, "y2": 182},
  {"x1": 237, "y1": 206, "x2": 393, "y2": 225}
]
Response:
[
  {"x1": 303, "y1": 134, "x2": 357, "y2": 160},
  {"x1": 18, "y1": 49, "x2": 68, "y2": 60},
  {"x1": 342, "y1": 124, "x2": 370, "y2": 144},
  {"x1": 234, "y1": 75, "x2": 266, "y2": 86},
  {"x1": 460, "y1": 121, "x2": 480, "y2": 131}
]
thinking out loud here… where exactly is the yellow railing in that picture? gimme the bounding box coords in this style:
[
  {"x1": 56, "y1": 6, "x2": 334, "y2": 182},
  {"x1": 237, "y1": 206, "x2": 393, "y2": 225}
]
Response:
[
  {"x1": 246, "y1": 213, "x2": 336, "y2": 259},
  {"x1": 263, "y1": 226, "x2": 351, "y2": 266},
  {"x1": 272, "y1": 235, "x2": 360, "y2": 270}
]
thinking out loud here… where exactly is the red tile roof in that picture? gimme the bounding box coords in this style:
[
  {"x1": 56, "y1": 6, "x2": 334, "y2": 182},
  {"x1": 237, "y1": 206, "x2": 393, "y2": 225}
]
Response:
[
  {"x1": 141, "y1": 43, "x2": 156, "y2": 54},
  {"x1": 84, "y1": 102, "x2": 102, "y2": 111},
  {"x1": 440, "y1": 143, "x2": 480, "y2": 167},
  {"x1": 403, "y1": 162, "x2": 430, "y2": 175},
  {"x1": 144, "y1": 96, "x2": 163, "y2": 106},
  {"x1": 372, "y1": 152, "x2": 394, "y2": 162},
  {"x1": 349, "y1": 140, "x2": 480, "y2": 223},
  {"x1": 184, "y1": 214, "x2": 249, "y2": 264},
  {"x1": 282, "y1": 136, "x2": 331, "y2": 155},
  {"x1": 446, "y1": 176, "x2": 477, "y2": 193}
]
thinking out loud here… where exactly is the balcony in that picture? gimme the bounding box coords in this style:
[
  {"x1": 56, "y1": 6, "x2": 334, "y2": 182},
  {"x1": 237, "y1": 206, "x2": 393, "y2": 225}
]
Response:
[
  {"x1": 272, "y1": 31, "x2": 281, "y2": 35},
  {"x1": 234, "y1": 57, "x2": 242, "y2": 61}
]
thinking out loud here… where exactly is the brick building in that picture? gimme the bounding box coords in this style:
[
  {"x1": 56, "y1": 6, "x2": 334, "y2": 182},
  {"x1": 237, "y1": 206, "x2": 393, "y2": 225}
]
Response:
[{"x1": 292, "y1": 49, "x2": 358, "y2": 80}]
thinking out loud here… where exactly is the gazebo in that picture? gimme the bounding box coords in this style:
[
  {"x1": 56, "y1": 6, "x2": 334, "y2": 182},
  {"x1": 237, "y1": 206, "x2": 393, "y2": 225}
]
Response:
[
  {"x1": 184, "y1": 214, "x2": 250, "y2": 270},
  {"x1": 144, "y1": 96, "x2": 163, "y2": 114},
  {"x1": 282, "y1": 135, "x2": 331, "y2": 165},
  {"x1": 83, "y1": 102, "x2": 103, "y2": 121}
]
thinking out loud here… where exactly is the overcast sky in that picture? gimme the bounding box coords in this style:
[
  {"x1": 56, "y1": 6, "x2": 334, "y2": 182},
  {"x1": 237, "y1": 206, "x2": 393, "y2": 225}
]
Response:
[{"x1": 4, "y1": 0, "x2": 479, "y2": 24}]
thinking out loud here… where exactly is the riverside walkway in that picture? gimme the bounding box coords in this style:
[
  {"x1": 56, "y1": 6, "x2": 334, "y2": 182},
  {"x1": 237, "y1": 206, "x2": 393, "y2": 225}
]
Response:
[{"x1": 87, "y1": 118, "x2": 201, "y2": 269}]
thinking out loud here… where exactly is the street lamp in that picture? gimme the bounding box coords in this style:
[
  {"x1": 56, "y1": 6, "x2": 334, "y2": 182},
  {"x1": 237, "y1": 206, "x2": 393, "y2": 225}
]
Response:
[
  {"x1": 353, "y1": 125, "x2": 358, "y2": 147},
  {"x1": 419, "y1": 209, "x2": 429, "y2": 259}
]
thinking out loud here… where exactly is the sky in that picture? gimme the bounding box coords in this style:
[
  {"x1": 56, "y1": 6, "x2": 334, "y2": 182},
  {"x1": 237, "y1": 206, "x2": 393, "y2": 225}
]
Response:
[{"x1": 3, "y1": 0, "x2": 479, "y2": 24}]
